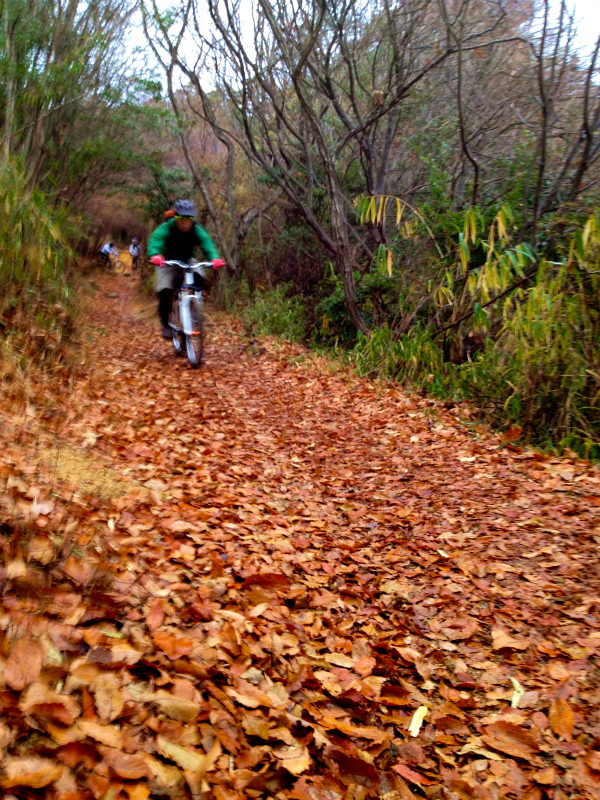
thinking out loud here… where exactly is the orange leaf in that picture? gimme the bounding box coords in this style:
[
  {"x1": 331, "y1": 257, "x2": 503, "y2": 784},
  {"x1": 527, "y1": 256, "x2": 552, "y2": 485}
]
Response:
[
  {"x1": 153, "y1": 631, "x2": 194, "y2": 660},
  {"x1": 482, "y1": 721, "x2": 540, "y2": 761},
  {"x1": 549, "y1": 698, "x2": 574, "y2": 742},
  {"x1": 241, "y1": 572, "x2": 291, "y2": 590},
  {"x1": 491, "y1": 627, "x2": 530, "y2": 651},
  {"x1": 147, "y1": 598, "x2": 165, "y2": 631},
  {"x1": 4, "y1": 637, "x2": 43, "y2": 691},
  {"x1": 99, "y1": 746, "x2": 152, "y2": 779},
  {"x1": 19, "y1": 683, "x2": 81, "y2": 726},
  {"x1": 0, "y1": 757, "x2": 62, "y2": 789},
  {"x1": 393, "y1": 764, "x2": 437, "y2": 785}
]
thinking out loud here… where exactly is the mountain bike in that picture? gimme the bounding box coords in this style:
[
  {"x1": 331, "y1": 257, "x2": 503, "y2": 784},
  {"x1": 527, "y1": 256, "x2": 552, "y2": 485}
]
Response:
[
  {"x1": 166, "y1": 260, "x2": 215, "y2": 368},
  {"x1": 98, "y1": 251, "x2": 126, "y2": 274}
]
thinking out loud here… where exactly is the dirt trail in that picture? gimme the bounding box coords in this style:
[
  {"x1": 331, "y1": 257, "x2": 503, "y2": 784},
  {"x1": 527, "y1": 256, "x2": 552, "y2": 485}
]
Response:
[{"x1": 1, "y1": 274, "x2": 600, "y2": 799}]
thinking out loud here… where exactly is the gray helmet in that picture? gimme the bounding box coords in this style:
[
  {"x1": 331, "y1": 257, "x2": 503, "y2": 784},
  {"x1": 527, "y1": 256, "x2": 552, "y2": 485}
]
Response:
[{"x1": 173, "y1": 199, "x2": 196, "y2": 218}]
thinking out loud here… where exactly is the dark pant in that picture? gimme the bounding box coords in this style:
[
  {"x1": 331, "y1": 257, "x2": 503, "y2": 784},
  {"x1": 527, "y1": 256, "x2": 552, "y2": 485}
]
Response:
[{"x1": 157, "y1": 289, "x2": 172, "y2": 327}]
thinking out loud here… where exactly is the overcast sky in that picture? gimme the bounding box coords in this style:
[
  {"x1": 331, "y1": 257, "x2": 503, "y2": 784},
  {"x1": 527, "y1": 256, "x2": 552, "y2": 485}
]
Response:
[
  {"x1": 135, "y1": 0, "x2": 600, "y2": 88},
  {"x1": 561, "y1": 0, "x2": 600, "y2": 54}
]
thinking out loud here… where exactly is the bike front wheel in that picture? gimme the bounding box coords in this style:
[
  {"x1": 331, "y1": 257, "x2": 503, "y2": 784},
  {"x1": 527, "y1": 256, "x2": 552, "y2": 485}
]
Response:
[
  {"x1": 113, "y1": 259, "x2": 126, "y2": 275},
  {"x1": 185, "y1": 299, "x2": 205, "y2": 368},
  {"x1": 170, "y1": 301, "x2": 185, "y2": 357}
]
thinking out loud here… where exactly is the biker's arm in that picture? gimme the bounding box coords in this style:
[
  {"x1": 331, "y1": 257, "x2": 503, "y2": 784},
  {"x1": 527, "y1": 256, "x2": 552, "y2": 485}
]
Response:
[
  {"x1": 148, "y1": 220, "x2": 173, "y2": 258},
  {"x1": 194, "y1": 224, "x2": 220, "y2": 262}
]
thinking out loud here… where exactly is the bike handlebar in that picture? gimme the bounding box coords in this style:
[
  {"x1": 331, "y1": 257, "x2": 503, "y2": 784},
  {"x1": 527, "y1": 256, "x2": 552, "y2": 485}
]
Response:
[{"x1": 164, "y1": 260, "x2": 215, "y2": 269}]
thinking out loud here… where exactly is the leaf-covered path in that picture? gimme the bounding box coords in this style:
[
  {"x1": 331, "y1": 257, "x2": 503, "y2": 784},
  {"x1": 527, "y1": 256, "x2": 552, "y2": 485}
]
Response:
[{"x1": 1, "y1": 274, "x2": 600, "y2": 799}]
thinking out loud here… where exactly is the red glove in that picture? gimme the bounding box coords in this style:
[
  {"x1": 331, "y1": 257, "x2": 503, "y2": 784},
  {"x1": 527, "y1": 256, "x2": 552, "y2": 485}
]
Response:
[
  {"x1": 150, "y1": 255, "x2": 165, "y2": 267},
  {"x1": 212, "y1": 258, "x2": 226, "y2": 269}
]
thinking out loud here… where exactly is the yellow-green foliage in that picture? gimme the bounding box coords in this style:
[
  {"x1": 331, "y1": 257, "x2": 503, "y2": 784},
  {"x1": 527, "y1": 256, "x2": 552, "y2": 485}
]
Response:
[
  {"x1": 0, "y1": 158, "x2": 74, "y2": 360},
  {"x1": 354, "y1": 209, "x2": 600, "y2": 457}
]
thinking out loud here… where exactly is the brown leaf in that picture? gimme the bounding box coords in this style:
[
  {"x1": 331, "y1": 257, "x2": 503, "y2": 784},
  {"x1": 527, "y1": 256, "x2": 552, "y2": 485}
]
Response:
[
  {"x1": 392, "y1": 764, "x2": 437, "y2": 785},
  {"x1": 532, "y1": 767, "x2": 557, "y2": 785},
  {"x1": 548, "y1": 661, "x2": 570, "y2": 681},
  {"x1": 146, "y1": 597, "x2": 165, "y2": 631},
  {"x1": 55, "y1": 742, "x2": 99, "y2": 770},
  {"x1": 585, "y1": 751, "x2": 600, "y2": 772},
  {"x1": 91, "y1": 673, "x2": 124, "y2": 722},
  {"x1": 325, "y1": 748, "x2": 378, "y2": 788},
  {"x1": 491, "y1": 627, "x2": 530, "y2": 651},
  {"x1": 241, "y1": 572, "x2": 291, "y2": 589},
  {"x1": 242, "y1": 713, "x2": 270, "y2": 739},
  {"x1": 153, "y1": 630, "x2": 194, "y2": 660},
  {"x1": 273, "y1": 743, "x2": 311, "y2": 775},
  {"x1": 4, "y1": 637, "x2": 43, "y2": 691},
  {"x1": 441, "y1": 617, "x2": 480, "y2": 641},
  {"x1": 319, "y1": 715, "x2": 392, "y2": 744},
  {"x1": 145, "y1": 690, "x2": 201, "y2": 721},
  {"x1": 482, "y1": 721, "x2": 540, "y2": 761},
  {"x1": 0, "y1": 757, "x2": 62, "y2": 789},
  {"x1": 502, "y1": 426, "x2": 523, "y2": 443},
  {"x1": 19, "y1": 683, "x2": 81, "y2": 725},
  {"x1": 549, "y1": 698, "x2": 575, "y2": 742},
  {"x1": 156, "y1": 735, "x2": 208, "y2": 773},
  {"x1": 354, "y1": 656, "x2": 376, "y2": 677},
  {"x1": 78, "y1": 720, "x2": 123, "y2": 748},
  {"x1": 99, "y1": 746, "x2": 152, "y2": 779},
  {"x1": 63, "y1": 555, "x2": 95, "y2": 585}
]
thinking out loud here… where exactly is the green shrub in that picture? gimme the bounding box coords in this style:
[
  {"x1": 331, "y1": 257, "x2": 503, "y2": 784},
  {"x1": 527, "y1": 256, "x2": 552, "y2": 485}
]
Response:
[
  {"x1": 353, "y1": 212, "x2": 600, "y2": 457},
  {"x1": 0, "y1": 158, "x2": 75, "y2": 362},
  {"x1": 314, "y1": 270, "x2": 401, "y2": 346},
  {"x1": 243, "y1": 283, "x2": 306, "y2": 341}
]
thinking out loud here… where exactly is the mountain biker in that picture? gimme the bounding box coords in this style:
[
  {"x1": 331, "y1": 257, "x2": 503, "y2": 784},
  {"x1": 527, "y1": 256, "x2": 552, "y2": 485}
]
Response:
[
  {"x1": 148, "y1": 199, "x2": 224, "y2": 339},
  {"x1": 100, "y1": 242, "x2": 118, "y2": 269},
  {"x1": 129, "y1": 238, "x2": 140, "y2": 271}
]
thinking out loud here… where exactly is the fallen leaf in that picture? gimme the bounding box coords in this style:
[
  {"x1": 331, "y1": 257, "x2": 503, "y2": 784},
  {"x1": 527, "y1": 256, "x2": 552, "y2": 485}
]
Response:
[
  {"x1": 4, "y1": 637, "x2": 43, "y2": 691},
  {"x1": 0, "y1": 757, "x2": 62, "y2": 789},
  {"x1": 408, "y1": 706, "x2": 428, "y2": 737},
  {"x1": 19, "y1": 683, "x2": 81, "y2": 726},
  {"x1": 78, "y1": 720, "x2": 123, "y2": 748},
  {"x1": 99, "y1": 746, "x2": 152, "y2": 779},
  {"x1": 145, "y1": 690, "x2": 201, "y2": 721},
  {"x1": 241, "y1": 572, "x2": 291, "y2": 589},
  {"x1": 549, "y1": 698, "x2": 575, "y2": 742},
  {"x1": 532, "y1": 767, "x2": 557, "y2": 785},
  {"x1": 153, "y1": 630, "x2": 194, "y2": 659},
  {"x1": 273, "y1": 743, "x2": 311, "y2": 775},
  {"x1": 146, "y1": 598, "x2": 165, "y2": 630},
  {"x1": 482, "y1": 720, "x2": 540, "y2": 760},
  {"x1": 393, "y1": 764, "x2": 437, "y2": 785},
  {"x1": 91, "y1": 673, "x2": 124, "y2": 722},
  {"x1": 548, "y1": 661, "x2": 570, "y2": 681},
  {"x1": 324, "y1": 652, "x2": 356, "y2": 669},
  {"x1": 492, "y1": 627, "x2": 530, "y2": 651},
  {"x1": 156, "y1": 735, "x2": 207, "y2": 773},
  {"x1": 441, "y1": 617, "x2": 479, "y2": 641}
]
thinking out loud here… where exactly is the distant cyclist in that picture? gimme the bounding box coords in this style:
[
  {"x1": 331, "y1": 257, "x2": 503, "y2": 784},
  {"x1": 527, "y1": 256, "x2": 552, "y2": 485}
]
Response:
[
  {"x1": 99, "y1": 242, "x2": 119, "y2": 269},
  {"x1": 129, "y1": 238, "x2": 141, "y2": 271},
  {"x1": 148, "y1": 199, "x2": 224, "y2": 339}
]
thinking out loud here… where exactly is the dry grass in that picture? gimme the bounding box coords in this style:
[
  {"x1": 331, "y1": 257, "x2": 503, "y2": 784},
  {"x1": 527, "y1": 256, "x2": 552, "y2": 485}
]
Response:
[{"x1": 38, "y1": 445, "x2": 133, "y2": 499}]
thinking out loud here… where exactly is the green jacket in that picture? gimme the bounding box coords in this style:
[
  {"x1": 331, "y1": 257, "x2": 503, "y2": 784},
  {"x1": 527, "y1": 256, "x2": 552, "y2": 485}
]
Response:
[{"x1": 147, "y1": 219, "x2": 220, "y2": 263}]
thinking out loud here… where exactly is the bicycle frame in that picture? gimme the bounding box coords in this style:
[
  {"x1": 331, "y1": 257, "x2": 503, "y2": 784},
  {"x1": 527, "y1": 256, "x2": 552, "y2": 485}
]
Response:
[{"x1": 165, "y1": 261, "x2": 212, "y2": 336}]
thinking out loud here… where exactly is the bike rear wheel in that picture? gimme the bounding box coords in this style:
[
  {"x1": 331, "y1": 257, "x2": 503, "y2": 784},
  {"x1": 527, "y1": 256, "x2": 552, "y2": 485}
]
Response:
[{"x1": 185, "y1": 299, "x2": 205, "y2": 368}]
